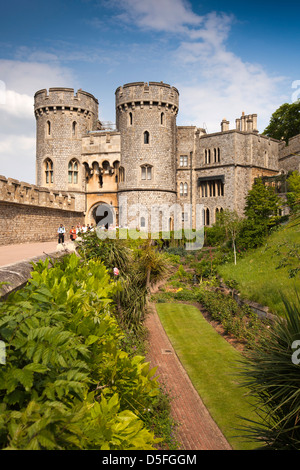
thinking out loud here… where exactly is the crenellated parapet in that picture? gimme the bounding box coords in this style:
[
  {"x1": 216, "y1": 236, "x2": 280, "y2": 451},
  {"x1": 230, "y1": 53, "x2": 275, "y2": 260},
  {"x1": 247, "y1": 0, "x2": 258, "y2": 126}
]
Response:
[
  {"x1": 34, "y1": 87, "x2": 99, "y2": 122},
  {"x1": 0, "y1": 175, "x2": 76, "y2": 211},
  {"x1": 115, "y1": 81, "x2": 179, "y2": 116}
]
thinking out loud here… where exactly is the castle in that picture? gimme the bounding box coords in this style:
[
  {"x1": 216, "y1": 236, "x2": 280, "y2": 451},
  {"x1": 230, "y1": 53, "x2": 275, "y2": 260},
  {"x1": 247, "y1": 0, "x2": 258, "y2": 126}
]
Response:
[{"x1": 32, "y1": 81, "x2": 300, "y2": 231}]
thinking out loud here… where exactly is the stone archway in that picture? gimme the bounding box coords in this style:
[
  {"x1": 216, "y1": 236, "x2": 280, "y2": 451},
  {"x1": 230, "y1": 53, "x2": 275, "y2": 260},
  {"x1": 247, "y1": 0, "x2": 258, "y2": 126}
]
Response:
[{"x1": 91, "y1": 203, "x2": 115, "y2": 229}]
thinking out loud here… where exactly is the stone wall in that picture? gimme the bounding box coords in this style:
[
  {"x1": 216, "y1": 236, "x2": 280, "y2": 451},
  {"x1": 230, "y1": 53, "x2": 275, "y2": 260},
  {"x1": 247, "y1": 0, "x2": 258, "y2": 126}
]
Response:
[
  {"x1": 278, "y1": 134, "x2": 300, "y2": 172},
  {"x1": 0, "y1": 176, "x2": 84, "y2": 245}
]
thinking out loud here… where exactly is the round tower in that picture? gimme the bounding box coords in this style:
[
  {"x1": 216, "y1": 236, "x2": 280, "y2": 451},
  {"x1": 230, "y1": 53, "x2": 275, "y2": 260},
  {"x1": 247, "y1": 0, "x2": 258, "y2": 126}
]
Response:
[
  {"x1": 34, "y1": 87, "x2": 99, "y2": 211},
  {"x1": 115, "y1": 81, "x2": 179, "y2": 231}
]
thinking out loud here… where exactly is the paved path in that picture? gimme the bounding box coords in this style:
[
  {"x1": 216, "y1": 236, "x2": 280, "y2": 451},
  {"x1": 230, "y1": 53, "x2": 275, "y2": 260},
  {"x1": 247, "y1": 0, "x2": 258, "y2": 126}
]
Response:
[
  {"x1": 0, "y1": 241, "x2": 58, "y2": 267},
  {"x1": 145, "y1": 303, "x2": 232, "y2": 450}
]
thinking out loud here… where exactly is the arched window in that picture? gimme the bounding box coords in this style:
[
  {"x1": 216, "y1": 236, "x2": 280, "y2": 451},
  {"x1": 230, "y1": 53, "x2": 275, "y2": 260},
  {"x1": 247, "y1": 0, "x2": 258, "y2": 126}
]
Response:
[
  {"x1": 214, "y1": 148, "x2": 217, "y2": 162},
  {"x1": 217, "y1": 148, "x2": 220, "y2": 162},
  {"x1": 141, "y1": 164, "x2": 152, "y2": 180},
  {"x1": 143, "y1": 131, "x2": 150, "y2": 144},
  {"x1": 184, "y1": 183, "x2": 188, "y2": 196},
  {"x1": 46, "y1": 121, "x2": 51, "y2": 137},
  {"x1": 68, "y1": 159, "x2": 79, "y2": 184},
  {"x1": 140, "y1": 216, "x2": 146, "y2": 228},
  {"x1": 45, "y1": 158, "x2": 53, "y2": 184},
  {"x1": 119, "y1": 166, "x2": 125, "y2": 182},
  {"x1": 72, "y1": 121, "x2": 77, "y2": 137},
  {"x1": 180, "y1": 182, "x2": 183, "y2": 196},
  {"x1": 206, "y1": 208, "x2": 210, "y2": 226}
]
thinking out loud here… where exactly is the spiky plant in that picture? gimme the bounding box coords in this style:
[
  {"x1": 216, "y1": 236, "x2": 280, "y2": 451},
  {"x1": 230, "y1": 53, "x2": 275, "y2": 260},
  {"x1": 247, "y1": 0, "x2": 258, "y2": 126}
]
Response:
[{"x1": 238, "y1": 292, "x2": 300, "y2": 449}]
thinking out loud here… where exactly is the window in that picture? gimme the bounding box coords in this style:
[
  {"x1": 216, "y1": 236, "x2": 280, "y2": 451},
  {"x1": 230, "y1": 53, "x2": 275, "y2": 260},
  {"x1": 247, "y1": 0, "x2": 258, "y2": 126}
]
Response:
[
  {"x1": 68, "y1": 159, "x2": 79, "y2": 184},
  {"x1": 180, "y1": 155, "x2": 188, "y2": 167},
  {"x1": 72, "y1": 121, "x2": 77, "y2": 137},
  {"x1": 160, "y1": 112, "x2": 164, "y2": 125},
  {"x1": 184, "y1": 182, "x2": 188, "y2": 196},
  {"x1": 143, "y1": 131, "x2": 150, "y2": 144},
  {"x1": 140, "y1": 216, "x2": 146, "y2": 228},
  {"x1": 45, "y1": 158, "x2": 53, "y2": 184},
  {"x1": 141, "y1": 164, "x2": 152, "y2": 180},
  {"x1": 129, "y1": 112, "x2": 133, "y2": 126},
  {"x1": 206, "y1": 208, "x2": 210, "y2": 226},
  {"x1": 46, "y1": 121, "x2": 51, "y2": 137},
  {"x1": 204, "y1": 149, "x2": 212, "y2": 164},
  {"x1": 119, "y1": 167, "x2": 125, "y2": 182},
  {"x1": 179, "y1": 182, "x2": 183, "y2": 196},
  {"x1": 199, "y1": 178, "x2": 224, "y2": 198}
]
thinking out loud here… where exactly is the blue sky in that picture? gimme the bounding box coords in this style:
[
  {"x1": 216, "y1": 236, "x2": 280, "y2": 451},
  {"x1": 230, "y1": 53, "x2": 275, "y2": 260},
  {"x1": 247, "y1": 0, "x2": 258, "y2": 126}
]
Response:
[{"x1": 0, "y1": 0, "x2": 300, "y2": 183}]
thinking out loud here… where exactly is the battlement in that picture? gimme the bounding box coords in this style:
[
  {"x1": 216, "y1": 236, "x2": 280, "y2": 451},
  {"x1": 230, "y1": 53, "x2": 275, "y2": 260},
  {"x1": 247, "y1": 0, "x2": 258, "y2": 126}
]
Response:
[
  {"x1": 0, "y1": 175, "x2": 76, "y2": 211},
  {"x1": 34, "y1": 87, "x2": 99, "y2": 118},
  {"x1": 115, "y1": 81, "x2": 179, "y2": 113}
]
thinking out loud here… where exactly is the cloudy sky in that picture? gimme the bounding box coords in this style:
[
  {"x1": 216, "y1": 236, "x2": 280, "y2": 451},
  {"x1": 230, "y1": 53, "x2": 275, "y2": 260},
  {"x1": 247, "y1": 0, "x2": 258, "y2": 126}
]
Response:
[{"x1": 0, "y1": 0, "x2": 300, "y2": 183}]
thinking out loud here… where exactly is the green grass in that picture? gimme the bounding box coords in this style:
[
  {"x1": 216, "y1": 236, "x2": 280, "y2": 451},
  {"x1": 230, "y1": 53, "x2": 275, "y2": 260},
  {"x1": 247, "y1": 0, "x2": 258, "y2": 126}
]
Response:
[
  {"x1": 155, "y1": 302, "x2": 261, "y2": 450},
  {"x1": 218, "y1": 219, "x2": 300, "y2": 316}
]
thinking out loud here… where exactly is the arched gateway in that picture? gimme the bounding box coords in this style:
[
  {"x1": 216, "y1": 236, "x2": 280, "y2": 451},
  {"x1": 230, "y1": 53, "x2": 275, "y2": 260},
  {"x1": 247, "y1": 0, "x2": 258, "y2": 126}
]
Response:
[{"x1": 91, "y1": 203, "x2": 115, "y2": 229}]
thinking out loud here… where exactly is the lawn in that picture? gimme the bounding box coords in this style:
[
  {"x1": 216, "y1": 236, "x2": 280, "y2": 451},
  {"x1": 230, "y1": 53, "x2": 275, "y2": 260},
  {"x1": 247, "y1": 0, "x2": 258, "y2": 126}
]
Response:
[
  {"x1": 218, "y1": 219, "x2": 300, "y2": 316},
  {"x1": 155, "y1": 302, "x2": 261, "y2": 450}
]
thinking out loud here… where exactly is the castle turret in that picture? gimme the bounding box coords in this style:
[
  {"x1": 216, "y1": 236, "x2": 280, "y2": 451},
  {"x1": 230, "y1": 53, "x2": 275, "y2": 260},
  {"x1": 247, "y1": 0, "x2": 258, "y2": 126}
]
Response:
[
  {"x1": 115, "y1": 81, "x2": 179, "y2": 230},
  {"x1": 34, "y1": 87, "x2": 99, "y2": 211}
]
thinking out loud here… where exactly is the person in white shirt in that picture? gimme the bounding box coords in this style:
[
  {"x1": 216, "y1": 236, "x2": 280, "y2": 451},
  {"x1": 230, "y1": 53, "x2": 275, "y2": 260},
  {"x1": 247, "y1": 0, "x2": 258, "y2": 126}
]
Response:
[{"x1": 57, "y1": 224, "x2": 66, "y2": 243}]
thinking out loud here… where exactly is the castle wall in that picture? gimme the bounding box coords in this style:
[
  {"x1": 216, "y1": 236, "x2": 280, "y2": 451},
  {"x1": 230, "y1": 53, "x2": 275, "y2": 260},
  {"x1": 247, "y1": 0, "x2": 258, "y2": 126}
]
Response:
[
  {"x1": 278, "y1": 134, "x2": 300, "y2": 173},
  {"x1": 0, "y1": 176, "x2": 84, "y2": 245}
]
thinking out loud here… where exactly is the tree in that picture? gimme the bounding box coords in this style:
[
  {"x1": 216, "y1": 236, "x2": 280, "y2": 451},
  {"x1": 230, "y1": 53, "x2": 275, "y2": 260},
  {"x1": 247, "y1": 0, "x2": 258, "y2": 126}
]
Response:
[
  {"x1": 262, "y1": 101, "x2": 300, "y2": 143},
  {"x1": 216, "y1": 209, "x2": 243, "y2": 265},
  {"x1": 244, "y1": 178, "x2": 281, "y2": 226}
]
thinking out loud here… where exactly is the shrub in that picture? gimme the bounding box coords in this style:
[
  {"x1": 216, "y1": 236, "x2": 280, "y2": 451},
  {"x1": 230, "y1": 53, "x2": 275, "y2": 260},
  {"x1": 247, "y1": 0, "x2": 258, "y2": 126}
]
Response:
[
  {"x1": 0, "y1": 254, "x2": 160, "y2": 450},
  {"x1": 238, "y1": 294, "x2": 300, "y2": 449}
]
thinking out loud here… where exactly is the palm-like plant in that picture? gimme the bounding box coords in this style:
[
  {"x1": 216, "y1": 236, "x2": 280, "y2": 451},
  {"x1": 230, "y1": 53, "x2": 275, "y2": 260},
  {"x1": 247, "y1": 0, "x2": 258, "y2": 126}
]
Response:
[{"x1": 238, "y1": 292, "x2": 300, "y2": 449}]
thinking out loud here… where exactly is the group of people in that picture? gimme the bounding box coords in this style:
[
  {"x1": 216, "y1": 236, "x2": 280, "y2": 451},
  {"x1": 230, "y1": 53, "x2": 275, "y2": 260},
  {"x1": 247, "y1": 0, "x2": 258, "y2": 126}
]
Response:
[{"x1": 57, "y1": 223, "x2": 95, "y2": 244}]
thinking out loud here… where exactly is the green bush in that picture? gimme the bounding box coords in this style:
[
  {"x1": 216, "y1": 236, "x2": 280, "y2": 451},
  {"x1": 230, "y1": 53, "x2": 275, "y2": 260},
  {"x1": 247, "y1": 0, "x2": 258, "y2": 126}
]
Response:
[{"x1": 0, "y1": 254, "x2": 160, "y2": 450}]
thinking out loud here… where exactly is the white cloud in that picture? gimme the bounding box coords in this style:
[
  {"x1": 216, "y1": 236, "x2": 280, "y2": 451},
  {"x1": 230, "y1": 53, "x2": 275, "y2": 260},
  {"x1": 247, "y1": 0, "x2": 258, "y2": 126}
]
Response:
[
  {"x1": 115, "y1": 0, "x2": 203, "y2": 33},
  {"x1": 0, "y1": 133, "x2": 36, "y2": 183},
  {"x1": 115, "y1": 0, "x2": 288, "y2": 132}
]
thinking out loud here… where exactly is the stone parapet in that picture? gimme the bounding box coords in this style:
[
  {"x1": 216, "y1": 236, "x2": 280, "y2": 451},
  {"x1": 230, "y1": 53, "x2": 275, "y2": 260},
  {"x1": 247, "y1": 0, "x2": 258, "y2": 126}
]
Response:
[
  {"x1": 0, "y1": 176, "x2": 76, "y2": 211},
  {"x1": 34, "y1": 87, "x2": 99, "y2": 117},
  {"x1": 115, "y1": 81, "x2": 179, "y2": 114}
]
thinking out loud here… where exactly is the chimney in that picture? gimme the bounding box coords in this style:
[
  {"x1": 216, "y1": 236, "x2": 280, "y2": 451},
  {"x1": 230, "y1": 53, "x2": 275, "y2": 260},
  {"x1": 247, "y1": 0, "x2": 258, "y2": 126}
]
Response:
[{"x1": 221, "y1": 118, "x2": 230, "y2": 132}]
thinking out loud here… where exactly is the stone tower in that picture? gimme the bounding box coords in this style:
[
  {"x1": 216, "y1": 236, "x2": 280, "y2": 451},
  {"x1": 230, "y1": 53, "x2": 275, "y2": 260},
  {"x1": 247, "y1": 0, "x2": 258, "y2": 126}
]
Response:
[
  {"x1": 115, "y1": 82, "x2": 179, "y2": 231},
  {"x1": 34, "y1": 87, "x2": 99, "y2": 211}
]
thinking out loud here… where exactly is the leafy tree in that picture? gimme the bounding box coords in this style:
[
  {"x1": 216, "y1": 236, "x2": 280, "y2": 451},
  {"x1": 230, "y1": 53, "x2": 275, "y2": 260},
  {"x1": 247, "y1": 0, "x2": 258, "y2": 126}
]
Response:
[
  {"x1": 244, "y1": 178, "x2": 281, "y2": 227},
  {"x1": 262, "y1": 101, "x2": 300, "y2": 143}
]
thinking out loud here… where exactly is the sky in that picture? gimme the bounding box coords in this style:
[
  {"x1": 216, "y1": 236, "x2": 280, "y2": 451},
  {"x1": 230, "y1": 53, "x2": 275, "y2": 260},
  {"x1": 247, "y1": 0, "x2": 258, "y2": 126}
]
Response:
[{"x1": 0, "y1": 0, "x2": 300, "y2": 184}]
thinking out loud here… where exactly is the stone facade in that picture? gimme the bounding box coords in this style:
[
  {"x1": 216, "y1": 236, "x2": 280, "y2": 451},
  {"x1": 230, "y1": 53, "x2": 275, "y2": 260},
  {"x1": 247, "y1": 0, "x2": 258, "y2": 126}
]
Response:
[
  {"x1": 31, "y1": 83, "x2": 300, "y2": 229},
  {"x1": 0, "y1": 176, "x2": 84, "y2": 245}
]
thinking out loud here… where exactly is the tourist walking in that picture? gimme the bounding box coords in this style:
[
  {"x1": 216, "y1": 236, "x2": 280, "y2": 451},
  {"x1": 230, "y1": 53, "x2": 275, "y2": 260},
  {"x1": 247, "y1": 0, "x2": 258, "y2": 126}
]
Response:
[{"x1": 57, "y1": 224, "x2": 66, "y2": 243}]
